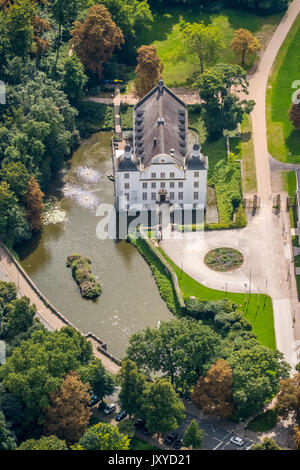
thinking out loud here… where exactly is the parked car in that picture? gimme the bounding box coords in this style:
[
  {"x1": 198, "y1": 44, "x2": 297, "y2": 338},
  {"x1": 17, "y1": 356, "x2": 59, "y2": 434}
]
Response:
[
  {"x1": 134, "y1": 419, "x2": 145, "y2": 429},
  {"x1": 115, "y1": 410, "x2": 128, "y2": 422},
  {"x1": 174, "y1": 439, "x2": 182, "y2": 449},
  {"x1": 164, "y1": 432, "x2": 178, "y2": 445},
  {"x1": 88, "y1": 395, "x2": 100, "y2": 407},
  {"x1": 103, "y1": 403, "x2": 116, "y2": 415},
  {"x1": 230, "y1": 436, "x2": 244, "y2": 447}
]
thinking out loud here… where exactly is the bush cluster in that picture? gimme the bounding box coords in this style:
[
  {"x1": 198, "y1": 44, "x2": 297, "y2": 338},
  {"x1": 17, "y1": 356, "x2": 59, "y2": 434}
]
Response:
[{"x1": 66, "y1": 255, "x2": 101, "y2": 299}]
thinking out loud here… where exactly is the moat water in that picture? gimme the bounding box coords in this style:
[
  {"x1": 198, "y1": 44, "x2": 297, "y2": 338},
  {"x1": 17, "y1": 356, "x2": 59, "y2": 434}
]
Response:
[{"x1": 17, "y1": 132, "x2": 173, "y2": 358}]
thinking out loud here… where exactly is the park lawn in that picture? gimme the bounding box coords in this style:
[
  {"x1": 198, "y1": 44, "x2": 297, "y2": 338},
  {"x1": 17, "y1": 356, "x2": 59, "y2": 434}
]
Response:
[
  {"x1": 281, "y1": 170, "x2": 298, "y2": 227},
  {"x1": 267, "y1": 13, "x2": 300, "y2": 163},
  {"x1": 158, "y1": 247, "x2": 276, "y2": 350},
  {"x1": 137, "y1": 7, "x2": 282, "y2": 87}
]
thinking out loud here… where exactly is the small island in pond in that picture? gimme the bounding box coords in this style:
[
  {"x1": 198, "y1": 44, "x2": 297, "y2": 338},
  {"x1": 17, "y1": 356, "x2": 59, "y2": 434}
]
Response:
[{"x1": 66, "y1": 254, "x2": 101, "y2": 299}]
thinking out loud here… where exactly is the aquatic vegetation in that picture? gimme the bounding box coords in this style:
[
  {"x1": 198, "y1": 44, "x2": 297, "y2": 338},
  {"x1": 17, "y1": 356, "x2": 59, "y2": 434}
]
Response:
[{"x1": 66, "y1": 254, "x2": 102, "y2": 299}]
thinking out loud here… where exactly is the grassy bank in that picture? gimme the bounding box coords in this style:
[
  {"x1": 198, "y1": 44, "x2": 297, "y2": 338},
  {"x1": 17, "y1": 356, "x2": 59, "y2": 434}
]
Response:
[
  {"x1": 158, "y1": 248, "x2": 275, "y2": 350},
  {"x1": 240, "y1": 115, "x2": 257, "y2": 194},
  {"x1": 266, "y1": 13, "x2": 300, "y2": 163}
]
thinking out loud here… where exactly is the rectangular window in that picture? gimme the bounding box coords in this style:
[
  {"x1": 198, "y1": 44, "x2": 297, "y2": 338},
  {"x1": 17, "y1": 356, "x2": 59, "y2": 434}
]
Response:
[
  {"x1": 151, "y1": 182, "x2": 156, "y2": 189},
  {"x1": 170, "y1": 172, "x2": 175, "y2": 178},
  {"x1": 125, "y1": 193, "x2": 129, "y2": 201},
  {"x1": 142, "y1": 193, "x2": 147, "y2": 201},
  {"x1": 160, "y1": 172, "x2": 165, "y2": 179},
  {"x1": 161, "y1": 182, "x2": 165, "y2": 189},
  {"x1": 170, "y1": 192, "x2": 175, "y2": 200},
  {"x1": 194, "y1": 172, "x2": 199, "y2": 178},
  {"x1": 193, "y1": 192, "x2": 199, "y2": 200},
  {"x1": 178, "y1": 192, "x2": 183, "y2": 200},
  {"x1": 178, "y1": 182, "x2": 183, "y2": 188},
  {"x1": 142, "y1": 182, "x2": 147, "y2": 189},
  {"x1": 151, "y1": 172, "x2": 156, "y2": 178},
  {"x1": 151, "y1": 193, "x2": 156, "y2": 200},
  {"x1": 124, "y1": 183, "x2": 130, "y2": 190},
  {"x1": 194, "y1": 182, "x2": 199, "y2": 188},
  {"x1": 124, "y1": 173, "x2": 130, "y2": 179},
  {"x1": 170, "y1": 182, "x2": 175, "y2": 188}
]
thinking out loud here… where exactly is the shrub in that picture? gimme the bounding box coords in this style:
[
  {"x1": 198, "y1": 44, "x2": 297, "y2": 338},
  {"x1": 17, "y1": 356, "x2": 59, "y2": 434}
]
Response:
[{"x1": 66, "y1": 254, "x2": 101, "y2": 299}]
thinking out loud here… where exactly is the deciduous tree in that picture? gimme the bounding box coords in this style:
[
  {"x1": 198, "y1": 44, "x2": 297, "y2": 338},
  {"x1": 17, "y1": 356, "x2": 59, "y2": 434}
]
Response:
[
  {"x1": 72, "y1": 422, "x2": 130, "y2": 450},
  {"x1": 230, "y1": 28, "x2": 261, "y2": 66},
  {"x1": 141, "y1": 379, "x2": 185, "y2": 438},
  {"x1": 192, "y1": 359, "x2": 234, "y2": 418},
  {"x1": 134, "y1": 45, "x2": 164, "y2": 97},
  {"x1": 18, "y1": 435, "x2": 68, "y2": 450},
  {"x1": 183, "y1": 419, "x2": 203, "y2": 449},
  {"x1": 45, "y1": 371, "x2": 91, "y2": 444},
  {"x1": 71, "y1": 4, "x2": 124, "y2": 78},
  {"x1": 5, "y1": 0, "x2": 36, "y2": 56},
  {"x1": 79, "y1": 358, "x2": 115, "y2": 402},
  {"x1": 276, "y1": 373, "x2": 300, "y2": 421},
  {"x1": 117, "y1": 359, "x2": 146, "y2": 419},
  {"x1": 252, "y1": 437, "x2": 282, "y2": 450}
]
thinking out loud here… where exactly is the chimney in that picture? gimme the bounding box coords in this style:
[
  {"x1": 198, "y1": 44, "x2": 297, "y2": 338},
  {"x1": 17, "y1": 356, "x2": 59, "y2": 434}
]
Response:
[
  {"x1": 192, "y1": 143, "x2": 201, "y2": 159},
  {"x1": 124, "y1": 144, "x2": 132, "y2": 160}
]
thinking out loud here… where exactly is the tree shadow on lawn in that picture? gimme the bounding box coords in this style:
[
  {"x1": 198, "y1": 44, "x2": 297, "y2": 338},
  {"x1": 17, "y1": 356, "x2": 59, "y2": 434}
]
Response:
[{"x1": 285, "y1": 129, "x2": 300, "y2": 162}]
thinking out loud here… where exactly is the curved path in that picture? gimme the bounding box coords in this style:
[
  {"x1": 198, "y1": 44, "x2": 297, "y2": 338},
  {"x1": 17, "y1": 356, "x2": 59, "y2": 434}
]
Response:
[{"x1": 163, "y1": 1, "x2": 300, "y2": 368}]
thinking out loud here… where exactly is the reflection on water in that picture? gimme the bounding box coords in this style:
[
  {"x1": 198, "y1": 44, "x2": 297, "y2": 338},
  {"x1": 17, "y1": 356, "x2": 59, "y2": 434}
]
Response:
[{"x1": 17, "y1": 132, "x2": 173, "y2": 357}]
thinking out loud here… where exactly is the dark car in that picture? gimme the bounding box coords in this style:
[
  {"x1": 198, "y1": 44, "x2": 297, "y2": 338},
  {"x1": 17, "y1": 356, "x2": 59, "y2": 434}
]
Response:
[
  {"x1": 88, "y1": 395, "x2": 100, "y2": 407},
  {"x1": 134, "y1": 419, "x2": 145, "y2": 429},
  {"x1": 115, "y1": 410, "x2": 128, "y2": 422},
  {"x1": 164, "y1": 432, "x2": 178, "y2": 445},
  {"x1": 174, "y1": 439, "x2": 182, "y2": 450}
]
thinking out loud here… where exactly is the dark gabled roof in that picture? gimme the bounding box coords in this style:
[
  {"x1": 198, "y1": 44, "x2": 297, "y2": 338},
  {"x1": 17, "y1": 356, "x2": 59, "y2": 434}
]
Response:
[{"x1": 134, "y1": 81, "x2": 187, "y2": 169}]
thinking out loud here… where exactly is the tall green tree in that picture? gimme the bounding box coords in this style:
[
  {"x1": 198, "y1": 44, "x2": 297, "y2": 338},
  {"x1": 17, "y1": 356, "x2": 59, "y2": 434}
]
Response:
[
  {"x1": 79, "y1": 358, "x2": 115, "y2": 402},
  {"x1": 52, "y1": 0, "x2": 81, "y2": 68},
  {"x1": 18, "y1": 435, "x2": 68, "y2": 450},
  {"x1": 72, "y1": 422, "x2": 130, "y2": 450},
  {"x1": 5, "y1": 0, "x2": 36, "y2": 57},
  {"x1": 117, "y1": 359, "x2": 146, "y2": 419},
  {"x1": 194, "y1": 63, "x2": 255, "y2": 139},
  {"x1": 0, "y1": 410, "x2": 16, "y2": 450},
  {"x1": 182, "y1": 22, "x2": 224, "y2": 74},
  {"x1": 0, "y1": 327, "x2": 93, "y2": 426},
  {"x1": 0, "y1": 181, "x2": 31, "y2": 246},
  {"x1": 62, "y1": 54, "x2": 88, "y2": 103},
  {"x1": 0, "y1": 162, "x2": 30, "y2": 199},
  {"x1": 1, "y1": 296, "x2": 36, "y2": 341},
  {"x1": 141, "y1": 379, "x2": 185, "y2": 438},
  {"x1": 183, "y1": 419, "x2": 203, "y2": 449},
  {"x1": 127, "y1": 318, "x2": 221, "y2": 393}
]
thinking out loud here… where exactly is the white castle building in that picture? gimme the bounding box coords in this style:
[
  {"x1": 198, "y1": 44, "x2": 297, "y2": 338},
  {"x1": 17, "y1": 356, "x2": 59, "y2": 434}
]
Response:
[{"x1": 113, "y1": 80, "x2": 208, "y2": 212}]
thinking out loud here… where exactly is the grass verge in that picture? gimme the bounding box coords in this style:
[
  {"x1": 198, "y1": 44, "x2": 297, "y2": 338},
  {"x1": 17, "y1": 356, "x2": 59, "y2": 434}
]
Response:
[{"x1": 247, "y1": 409, "x2": 278, "y2": 432}]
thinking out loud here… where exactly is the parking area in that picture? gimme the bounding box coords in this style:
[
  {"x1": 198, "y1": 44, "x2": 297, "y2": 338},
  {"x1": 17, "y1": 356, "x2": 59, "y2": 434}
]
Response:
[{"x1": 171, "y1": 414, "x2": 257, "y2": 451}]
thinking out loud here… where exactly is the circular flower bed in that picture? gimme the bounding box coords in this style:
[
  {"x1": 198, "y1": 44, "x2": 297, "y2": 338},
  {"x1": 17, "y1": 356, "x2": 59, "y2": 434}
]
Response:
[{"x1": 204, "y1": 247, "x2": 244, "y2": 272}]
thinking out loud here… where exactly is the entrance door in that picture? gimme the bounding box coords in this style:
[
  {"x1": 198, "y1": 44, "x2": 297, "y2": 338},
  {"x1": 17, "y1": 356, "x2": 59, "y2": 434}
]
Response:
[{"x1": 160, "y1": 194, "x2": 166, "y2": 203}]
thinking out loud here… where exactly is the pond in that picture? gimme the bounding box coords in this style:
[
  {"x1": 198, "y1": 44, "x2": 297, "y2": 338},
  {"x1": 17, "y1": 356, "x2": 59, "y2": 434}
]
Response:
[{"x1": 17, "y1": 131, "x2": 173, "y2": 358}]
